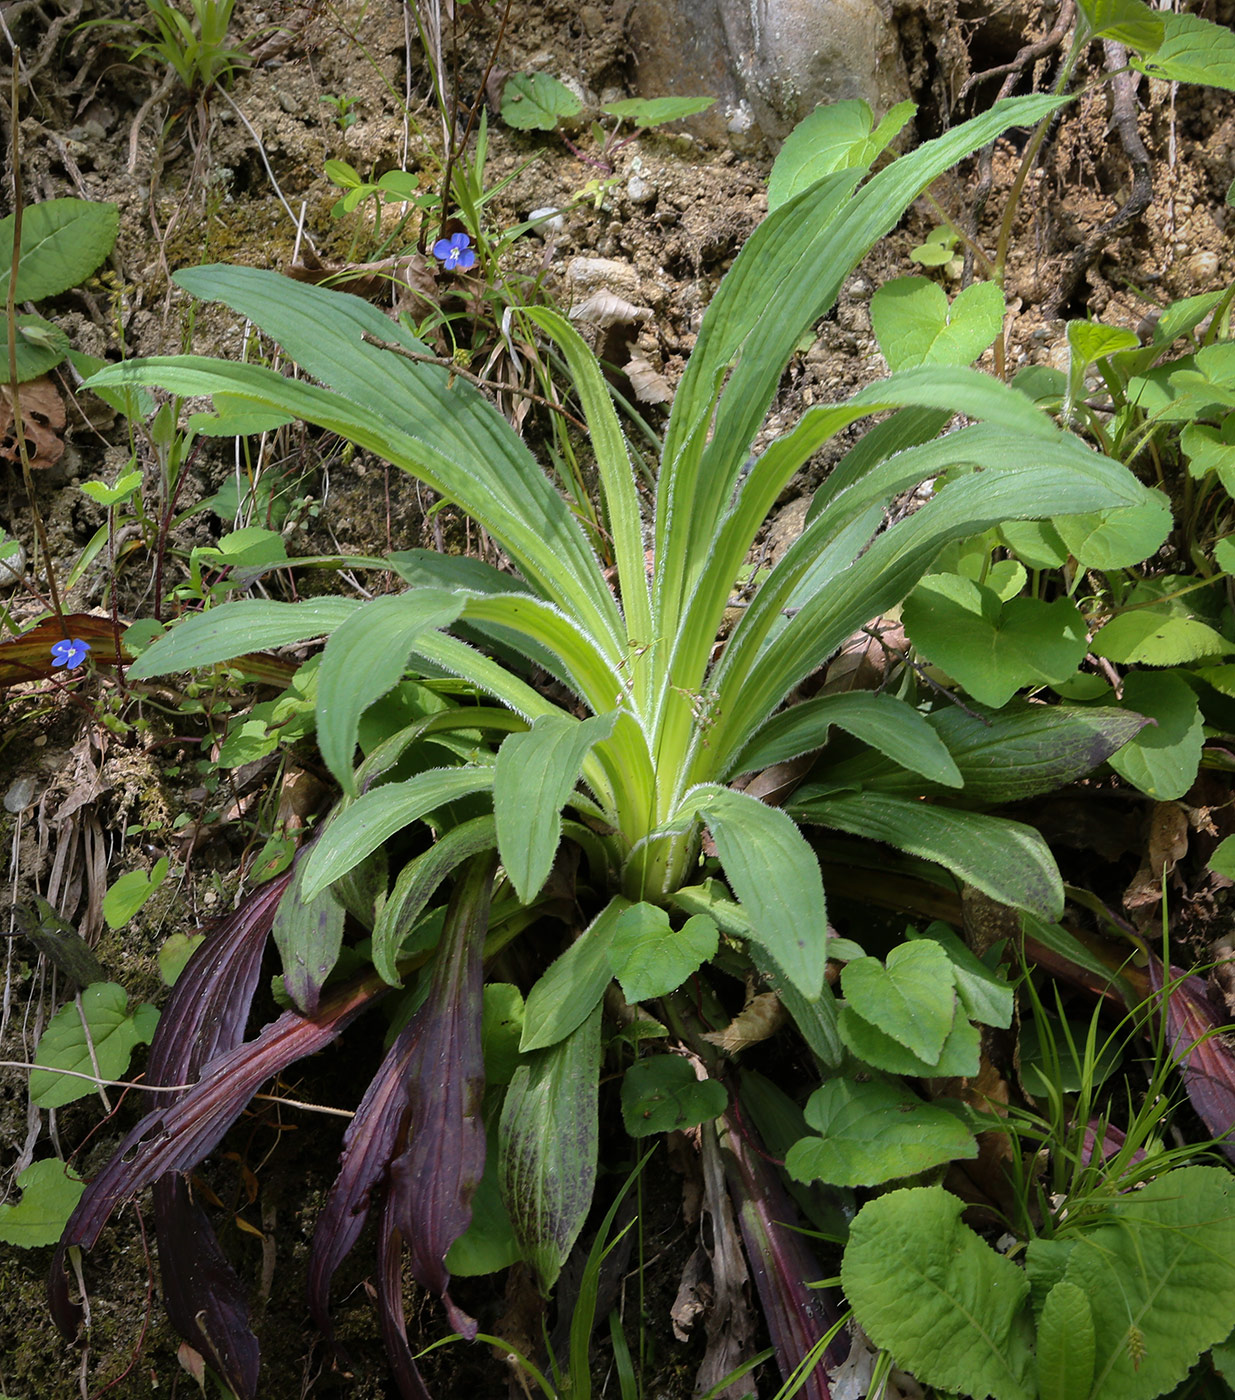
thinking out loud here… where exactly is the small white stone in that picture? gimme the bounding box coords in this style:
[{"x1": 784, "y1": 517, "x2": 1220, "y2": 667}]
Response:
[
  {"x1": 0, "y1": 537, "x2": 26, "y2": 587},
  {"x1": 528, "y1": 206, "x2": 565, "y2": 238}
]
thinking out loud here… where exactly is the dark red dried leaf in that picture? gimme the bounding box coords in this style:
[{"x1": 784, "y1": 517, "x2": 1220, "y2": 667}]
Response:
[
  {"x1": 1149, "y1": 953, "x2": 1235, "y2": 1163},
  {"x1": 50, "y1": 968, "x2": 388, "y2": 1339},
  {"x1": 388, "y1": 855, "x2": 496, "y2": 1340},
  {"x1": 718, "y1": 1111, "x2": 845, "y2": 1400}
]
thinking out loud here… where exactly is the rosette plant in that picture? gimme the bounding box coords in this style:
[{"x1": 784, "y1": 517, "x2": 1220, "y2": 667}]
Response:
[{"x1": 52, "y1": 93, "x2": 1156, "y2": 1398}]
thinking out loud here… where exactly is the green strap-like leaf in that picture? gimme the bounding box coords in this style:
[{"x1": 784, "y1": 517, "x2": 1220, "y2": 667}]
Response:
[
  {"x1": 733, "y1": 691, "x2": 962, "y2": 787},
  {"x1": 499, "y1": 1003, "x2": 601, "y2": 1294},
  {"x1": 692, "y1": 785, "x2": 827, "y2": 1000},
  {"x1": 317, "y1": 590, "x2": 465, "y2": 794},
  {"x1": 710, "y1": 445, "x2": 1152, "y2": 776},
  {"x1": 371, "y1": 815, "x2": 499, "y2": 986},
  {"x1": 795, "y1": 790, "x2": 1063, "y2": 920},
  {"x1": 494, "y1": 712, "x2": 617, "y2": 903},
  {"x1": 521, "y1": 896, "x2": 628, "y2": 1052},
  {"x1": 301, "y1": 767, "x2": 494, "y2": 899},
  {"x1": 127, "y1": 597, "x2": 363, "y2": 679},
  {"x1": 656, "y1": 94, "x2": 1067, "y2": 643},
  {"x1": 271, "y1": 857, "x2": 346, "y2": 1015}
]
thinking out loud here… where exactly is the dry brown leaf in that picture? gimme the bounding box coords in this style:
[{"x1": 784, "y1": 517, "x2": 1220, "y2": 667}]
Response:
[
  {"x1": 0, "y1": 377, "x2": 66, "y2": 470},
  {"x1": 696, "y1": 1125, "x2": 756, "y2": 1400},
  {"x1": 568, "y1": 289, "x2": 652, "y2": 327},
  {"x1": 625, "y1": 353, "x2": 673, "y2": 404},
  {"x1": 819, "y1": 616, "x2": 907, "y2": 695},
  {"x1": 1124, "y1": 801, "x2": 1190, "y2": 923},
  {"x1": 702, "y1": 991, "x2": 786, "y2": 1054}
]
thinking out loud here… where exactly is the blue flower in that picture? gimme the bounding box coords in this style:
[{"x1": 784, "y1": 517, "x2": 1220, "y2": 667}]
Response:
[
  {"x1": 50, "y1": 638, "x2": 91, "y2": 669},
  {"x1": 432, "y1": 232, "x2": 476, "y2": 272}
]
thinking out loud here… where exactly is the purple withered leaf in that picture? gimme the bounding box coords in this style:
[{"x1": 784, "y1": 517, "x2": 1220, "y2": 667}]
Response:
[
  {"x1": 50, "y1": 966, "x2": 389, "y2": 1338},
  {"x1": 143, "y1": 872, "x2": 291, "y2": 1400},
  {"x1": 1149, "y1": 952, "x2": 1235, "y2": 1163},
  {"x1": 308, "y1": 1015, "x2": 422, "y2": 1343},
  {"x1": 716, "y1": 1109, "x2": 846, "y2": 1400},
  {"x1": 154, "y1": 1174, "x2": 260, "y2": 1400},
  {"x1": 147, "y1": 870, "x2": 293, "y2": 1088},
  {"x1": 377, "y1": 1193, "x2": 433, "y2": 1400},
  {"x1": 388, "y1": 855, "x2": 496, "y2": 1340}
]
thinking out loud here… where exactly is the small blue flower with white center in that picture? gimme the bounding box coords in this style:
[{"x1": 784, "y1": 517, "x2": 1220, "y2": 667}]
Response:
[
  {"x1": 432, "y1": 232, "x2": 476, "y2": 272},
  {"x1": 50, "y1": 638, "x2": 91, "y2": 669}
]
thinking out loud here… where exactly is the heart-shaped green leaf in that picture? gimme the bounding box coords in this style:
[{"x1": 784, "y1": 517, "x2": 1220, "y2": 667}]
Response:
[
  {"x1": 871, "y1": 276, "x2": 1005, "y2": 372},
  {"x1": 841, "y1": 941, "x2": 956, "y2": 1063},
  {"x1": 903, "y1": 574, "x2": 1087, "y2": 707}
]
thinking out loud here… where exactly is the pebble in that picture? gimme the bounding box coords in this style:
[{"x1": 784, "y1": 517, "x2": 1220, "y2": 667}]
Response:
[
  {"x1": 3, "y1": 776, "x2": 36, "y2": 814},
  {"x1": 1188, "y1": 250, "x2": 1221, "y2": 283},
  {"x1": 527, "y1": 206, "x2": 565, "y2": 237},
  {"x1": 626, "y1": 174, "x2": 656, "y2": 205}
]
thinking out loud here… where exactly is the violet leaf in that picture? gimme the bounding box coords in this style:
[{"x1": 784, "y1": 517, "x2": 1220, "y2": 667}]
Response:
[{"x1": 388, "y1": 853, "x2": 496, "y2": 1338}]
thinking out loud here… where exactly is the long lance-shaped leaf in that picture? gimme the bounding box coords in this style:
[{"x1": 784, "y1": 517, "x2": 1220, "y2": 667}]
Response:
[
  {"x1": 317, "y1": 590, "x2": 466, "y2": 794},
  {"x1": 86, "y1": 354, "x2": 625, "y2": 661},
  {"x1": 373, "y1": 816, "x2": 499, "y2": 985},
  {"x1": 389, "y1": 854, "x2": 497, "y2": 1337},
  {"x1": 709, "y1": 426, "x2": 1146, "y2": 740},
  {"x1": 523, "y1": 306, "x2": 653, "y2": 678},
  {"x1": 300, "y1": 766, "x2": 495, "y2": 900},
  {"x1": 494, "y1": 712, "x2": 617, "y2": 902},
  {"x1": 271, "y1": 855, "x2": 345, "y2": 1015},
  {"x1": 714, "y1": 1110, "x2": 846, "y2": 1400},
  {"x1": 1148, "y1": 954, "x2": 1235, "y2": 1163},
  {"x1": 732, "y1": 691, "x2": 962, "y2": 787},
  {"x1": 143, "y1": 872, "x2": 291, "y2": 1400},
  {"x1": 128, "y1": 597, "x2": 363, "y2": 679},
  {"x1": 50, "y1": 968, "x2": 389, "y2": 1339},
  {"x1": 709, "y1": 453, "x2": 1152, "y2": 776},
  {"x1": 154, "y1": 1176, "x2": 260, "y2": 1400},
  {"x1": 693, "y1": 785, "x2": 827, "y2": 1000},
  {"x1": 376, "y1": 1194, "x2": 434, "y2": 1400},
  {"x1": 500, "y1": 1001, "x2": 601, "y2": 1294},
  {"x1": 654, "y1": 93, "x2": 1067, "y2": 638},
  {"x1": 459, "y1": 592, "x2": 624, "y2": 714},
  {"x1": 308, "y1": 1015, "x2": 421, "y2": 1349},
  {"x1": 794, "y1": 790, "x2": 1063, "y2": 920},
  {"x1": 174, "y1": 264, "x2": 624, "y2": 647},
  {"x1": 665, "y1": 379, "x2": 1087, "y2": 785},
  {"x1": 816, "y1": 701, "x2": 1149, "y2": 805}
]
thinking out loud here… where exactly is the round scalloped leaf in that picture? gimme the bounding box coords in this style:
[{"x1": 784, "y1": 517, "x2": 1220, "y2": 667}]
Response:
[
  {"x1": 1049, "y1": 1167, "x2": 1235, "y2": 1400},
  {"x1": 501, "y1": 73, "x2": 583, "y2": 130},
  {"x1": 842, "y1": 1186, "x2": 1035, "y2": 1400},
  {"x1": 620, "y1": 1056, "x2": 727, "y2": 1138},
  {"x1": 0, "y1": 1159, "x2": 86, "y2": 1248},
  {"x1": 787, "y1": 1078, "x2": 975, "y2": 1187},
  {"x1": 1051, "y1": 492, "x2": 1172, "y2": 571},
  {"x1": 1107, "y1": 670, "x2": 1204, "y2": 800}
]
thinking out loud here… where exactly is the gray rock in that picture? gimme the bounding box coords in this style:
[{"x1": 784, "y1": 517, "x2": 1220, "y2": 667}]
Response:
[{"x1": 628, "y1": 0, "x2": 911, "y2": 147}]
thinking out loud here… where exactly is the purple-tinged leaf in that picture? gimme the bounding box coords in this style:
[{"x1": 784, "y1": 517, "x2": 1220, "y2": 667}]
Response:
[
  {"x1": 1149, "y1": 953, "x2": 1235, "y2": 1163},
  {"x1": 271, "y1": 857, "x2": 345, "y2": 1015},
  {"x1": 50, "y1": 967, "x2": 389, "y2": 1338},
  {"x1": 717, "y1": 1110, "x2": 846, "y2": 1399},
  {"x1": 308, "y1": 1016, "x2": 421, "y2": 1343},
  {"x1": 389, "y1": 855, "x2": 496, "y2": 1339},
  {"x1": 146, "y1": 870, "x2": 292, "y2": 1088},
  {"x1": 142, "y1": 873, "x2": 291, "y2": 1400},
  {"x1": 154, "y1": 1175, "x2": 260, "y2": 1400},
  {"x1": 377, "y1": 1195, "x2": 433, "y2": 1400}
]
